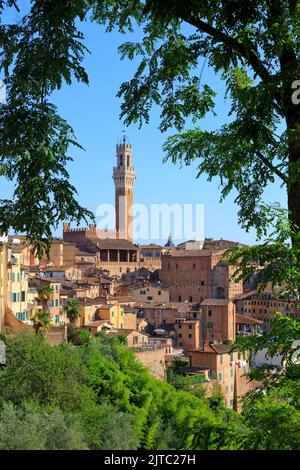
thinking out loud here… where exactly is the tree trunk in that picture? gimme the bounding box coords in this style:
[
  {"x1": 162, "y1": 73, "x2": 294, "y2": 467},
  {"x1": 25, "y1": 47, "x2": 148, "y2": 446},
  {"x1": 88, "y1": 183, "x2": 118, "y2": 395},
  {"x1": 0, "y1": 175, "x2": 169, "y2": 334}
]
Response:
[
  {"x1": 280, "y1": 46, "x2": 300, "y2": 247},
  {"x1": 286, "y1": 115, "x2": 300, "y2": 247}
]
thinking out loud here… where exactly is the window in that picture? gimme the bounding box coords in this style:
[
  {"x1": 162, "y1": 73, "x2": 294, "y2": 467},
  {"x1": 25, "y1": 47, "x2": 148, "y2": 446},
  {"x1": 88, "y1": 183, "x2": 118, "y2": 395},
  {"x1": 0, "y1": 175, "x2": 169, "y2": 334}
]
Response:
[
  {"x1": 220, "y1": 355, "x2": 223, "y2": 364},
  {"x1": 218, "y1": 373, "x2": 222, "y2": 381},
  {"x1": 193, "y1": 263, "x2": 196, "y2": 269},
  {"x1": 201, "y1": 281, "x2": 204, "y2": 286},
  {"x1": 208, "y1": 310, "x2": 212, "y2": 317},
  {"x1": 178, "y1": 333, "x2": 182, "y2": 338},
  {"x1": 188, "y1": 334, "x2": 192, "y2": 338},
  {"x1": 230, "y1": 368, "x2": 234, "y2": 378},
  {"x1": 189, "y1": 296, "x2": 193, "y2": 302},
  {"x1": 17, "y1": 312, "x2": 26, "y2": 321},
  {"x1": 55, "y1": 315, "x2": 60, "y2": 323},
  {"x1": 178, "y1": 296, "x2": 182, "y2": 302},
  {"x1": 207, "y1": 322, "x2": 213, "y2": 328},
  {"x1": 158, "y1": 290, "x2": 161, "y2": 295},
  {"x1": 21, "y1": 291, "x2": 25, "y2": 302},
  {"x1": 188, "y1": 325, "x2": 192, "y2": 329},
  {"x1": 140, "y1": 290, "x2": 146, "y2": 295},
  {"x1": 230, "y1": 352, "x2": 234, "y2": 361},
  {"x1": 12, "y1": 273, "x2": 15, "y2": 282},
  {"x1": 133, "y1": 336, "x2": 138, "y2": 345},
  {"x1": 55, "y1": 299, "x2": 59, "y2": 307},
  {"x1": 56, "y1": 285, "x2": 59, "y2": 292},
  {"x1": 51, "y1": 300, "x2": 54, "y2": 307},
  {"x1": 178, "y1": 324, "x2": 182, "y2": 329},
  {"x1": 17, "y1": 273, "x2": 20, "y2": 282},
  {"x1": 127, "y1": 154, "x2": 130, "y2": 167}
]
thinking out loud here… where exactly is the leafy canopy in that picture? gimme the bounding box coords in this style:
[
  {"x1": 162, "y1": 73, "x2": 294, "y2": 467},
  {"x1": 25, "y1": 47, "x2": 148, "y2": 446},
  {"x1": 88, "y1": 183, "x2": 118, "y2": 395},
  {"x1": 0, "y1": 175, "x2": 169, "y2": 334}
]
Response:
[
  {"x1": 2, "y1": 1, "x2": 300, "y2": 255},
  {"x1": 0, "y1": 0, "x2": 93, "y2": 256},
  {"x1": 89, "y1": 0, "x2": 300, "y2": 240}
]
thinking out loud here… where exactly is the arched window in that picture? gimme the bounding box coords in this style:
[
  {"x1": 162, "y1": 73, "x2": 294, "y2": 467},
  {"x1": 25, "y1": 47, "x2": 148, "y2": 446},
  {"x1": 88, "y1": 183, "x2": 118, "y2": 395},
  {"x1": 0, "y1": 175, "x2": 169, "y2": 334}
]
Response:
[
  {"x1": 119, "y1": 154, "x2": 123, "y2": 166},
  {"x1": 127, "y1": 154, "x2": 130, "y2": 167}
]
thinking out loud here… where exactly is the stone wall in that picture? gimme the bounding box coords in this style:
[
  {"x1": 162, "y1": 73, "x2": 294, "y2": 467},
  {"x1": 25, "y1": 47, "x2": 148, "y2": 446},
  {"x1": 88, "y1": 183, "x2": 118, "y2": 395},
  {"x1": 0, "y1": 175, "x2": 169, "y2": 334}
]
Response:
[{"x1": 135, "y1": 348, "x2": 166, "y2": 380}]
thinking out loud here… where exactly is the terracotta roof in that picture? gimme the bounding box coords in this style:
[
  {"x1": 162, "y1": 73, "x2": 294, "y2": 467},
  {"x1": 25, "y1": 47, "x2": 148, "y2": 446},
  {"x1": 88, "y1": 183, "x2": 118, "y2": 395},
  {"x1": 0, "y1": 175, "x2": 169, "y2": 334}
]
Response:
[
  {"x1": 210, "y1": 343, "x2": 233, "y2": 354},
  {"x1": 108, "y1": 329, "x2": 147, "y2": 338},
  {"x1": 236, "y1": 314, "x2": 263, "y2": 325},
  {"x1": 107, "y1": 295, "x2": 135, "y2": 302},
  {"x1": 162, "y1": 249, "x2": 224, "y2": 258},
  {"x1": 201, "y1": 299, "x2": 232, "y2": 306},
  {"x1": 203, "y1": 238, "x2": 245, "y2": 247},
  {"x1": 135, "y1": 301, "x2": 189, "y2": 312},
  {"x1": 85, "y1": 320, "x2": 113, "y2": 327},
  {"x1": 89, "y1": 238, "x2": 138, "y2": 250},
  {"x1": 77, "y1": 297, "x2": 106, "y2": 306},
  {"x1": 43, "y1": 266, "x2": 67, "y2": 272},
  {"x1": 190, "y1": 343, "x2": 232, "y2": 354}
]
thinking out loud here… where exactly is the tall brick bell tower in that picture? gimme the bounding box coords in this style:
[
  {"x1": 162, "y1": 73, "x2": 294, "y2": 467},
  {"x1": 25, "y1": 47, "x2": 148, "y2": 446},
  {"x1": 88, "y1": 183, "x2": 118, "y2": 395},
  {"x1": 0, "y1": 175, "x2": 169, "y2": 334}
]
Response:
[{"x1": 113, "y1": 136, "x2": 136, "y2": 241}]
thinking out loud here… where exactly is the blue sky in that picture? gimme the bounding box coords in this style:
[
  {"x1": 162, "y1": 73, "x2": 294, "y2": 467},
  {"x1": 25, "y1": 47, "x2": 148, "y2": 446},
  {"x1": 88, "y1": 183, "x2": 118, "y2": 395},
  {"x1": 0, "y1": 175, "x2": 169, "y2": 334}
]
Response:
[{"x1": 1, "y1": 8, "x2": 287, "y2": 246}]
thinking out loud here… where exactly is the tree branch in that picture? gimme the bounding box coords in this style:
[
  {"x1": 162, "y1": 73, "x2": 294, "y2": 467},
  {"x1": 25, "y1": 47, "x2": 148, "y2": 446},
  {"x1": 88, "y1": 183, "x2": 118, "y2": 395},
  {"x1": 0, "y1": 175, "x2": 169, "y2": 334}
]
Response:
[
  {"x1": 255, "y1": 149, "x2": 288, "y2": 183},
  {"x1": 178, "y1": 14, "x2": 271, "y2": 82},
  {"x1": 175, "y1": 10, "x2": 282, "y2": 113}
]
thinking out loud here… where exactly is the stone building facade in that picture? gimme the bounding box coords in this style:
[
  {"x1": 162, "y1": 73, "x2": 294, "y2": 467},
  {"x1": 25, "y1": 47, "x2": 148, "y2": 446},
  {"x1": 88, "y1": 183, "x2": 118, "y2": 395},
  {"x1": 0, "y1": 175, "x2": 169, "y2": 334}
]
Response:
[{"x1": 160, "y1": 249, "x2": 243, "y2": 302}]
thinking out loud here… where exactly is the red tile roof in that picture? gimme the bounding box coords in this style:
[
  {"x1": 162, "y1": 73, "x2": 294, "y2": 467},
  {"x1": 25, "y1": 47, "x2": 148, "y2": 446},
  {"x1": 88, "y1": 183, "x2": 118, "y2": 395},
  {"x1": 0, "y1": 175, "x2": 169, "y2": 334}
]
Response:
[{"x1": 236, "y1": 314, "x2": 263, "y2": 325}]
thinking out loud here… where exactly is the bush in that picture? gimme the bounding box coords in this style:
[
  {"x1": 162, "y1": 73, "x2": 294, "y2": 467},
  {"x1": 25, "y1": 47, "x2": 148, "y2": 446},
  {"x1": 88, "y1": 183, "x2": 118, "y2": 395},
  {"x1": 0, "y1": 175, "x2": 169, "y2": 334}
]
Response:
[
  {"x1": 0, "y1": 332, "x2": 248, "y2": 450},
  {"x1": 0, "y1": 401, "x2": 87, "y2": 450}
]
